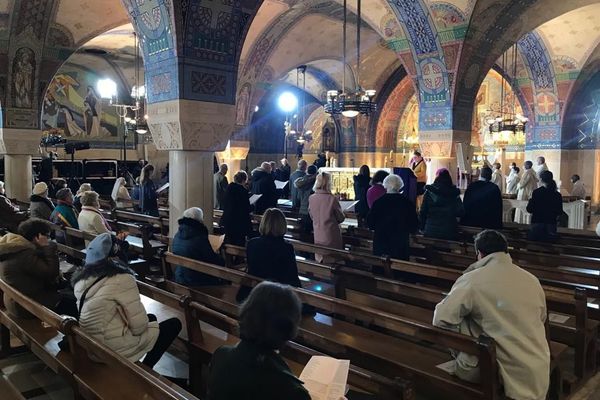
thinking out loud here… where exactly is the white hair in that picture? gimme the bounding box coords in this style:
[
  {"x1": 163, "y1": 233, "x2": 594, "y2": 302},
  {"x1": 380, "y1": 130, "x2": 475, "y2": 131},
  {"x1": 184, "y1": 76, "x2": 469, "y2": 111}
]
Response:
[
  {"x1": 182, "y1": 207, "x2": 204, "y2": 223},
  {"x1": 383, "y1": 174, "x2": 404, "y2": 193}
]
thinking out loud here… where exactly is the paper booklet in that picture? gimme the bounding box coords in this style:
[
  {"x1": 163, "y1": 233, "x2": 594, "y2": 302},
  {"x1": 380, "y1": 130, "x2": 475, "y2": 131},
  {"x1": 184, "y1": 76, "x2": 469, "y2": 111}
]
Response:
[
  {"x1": 300, "y1": 356, "x2": 350, "y2": 400},
  {"x1": 275, "y1": 180, "x2": 289, "y2": 190},
  {"x1": 342, "y1": 200, "x2": 359, "y2": 212},
  {"x1": 208, "y1": 234, "x2": 225, "y2": 253},
  {"x1": 249, "y1": 194, "x2": 262, "y2": 206}
]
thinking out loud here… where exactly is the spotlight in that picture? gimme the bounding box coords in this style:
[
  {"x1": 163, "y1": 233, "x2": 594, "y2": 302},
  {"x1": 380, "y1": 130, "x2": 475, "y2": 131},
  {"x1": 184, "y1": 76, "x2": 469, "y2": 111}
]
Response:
[
  {"x1": 278, "y1": 91, "x2": 298, "y2": 113},
  {"x1": 97, "y1": 78, "x2": 117, "y2": 99},
  {"x1": 254, "y1": 105, "x2": 260, "y2": 112}
]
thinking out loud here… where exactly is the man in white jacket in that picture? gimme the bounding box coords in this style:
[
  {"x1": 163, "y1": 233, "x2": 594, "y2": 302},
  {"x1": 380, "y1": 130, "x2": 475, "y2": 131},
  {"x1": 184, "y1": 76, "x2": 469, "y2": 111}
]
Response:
[
  {"x1": 491, "y1": 162, "x2": 504, "y2": 192},
  {"x1": 534, "y1": 156, "x2": 549, "y2": 187},
  {"x1": 433, "y1": 230, "x2": 550, "y2": 400}
]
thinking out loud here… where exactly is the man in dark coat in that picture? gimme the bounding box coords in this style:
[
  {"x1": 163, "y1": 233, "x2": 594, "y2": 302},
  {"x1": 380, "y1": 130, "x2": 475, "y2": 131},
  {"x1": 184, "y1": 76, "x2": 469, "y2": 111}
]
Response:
[
  {"x1": 289, "y1": 159, "x2": 307, "y2": 209},
  {"x1": 250, "y1": 162, "x2": 277, "y2": 214},
  {"x1": 462, "y1": 166, "x2": 503, "y2": 229},
  {"x1": 0, "y1": 181, "x2": 27, "y2": 232},
  {"x1": 221, "y1": 171, "x2": 253, "y2": 246}
]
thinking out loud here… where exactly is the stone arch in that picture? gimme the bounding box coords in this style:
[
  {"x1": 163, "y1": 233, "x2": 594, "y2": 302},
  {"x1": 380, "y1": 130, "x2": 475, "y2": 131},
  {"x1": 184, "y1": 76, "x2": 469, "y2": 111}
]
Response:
[{"x1": 452, "y1": 0, "x2": 600, "y2": 133}]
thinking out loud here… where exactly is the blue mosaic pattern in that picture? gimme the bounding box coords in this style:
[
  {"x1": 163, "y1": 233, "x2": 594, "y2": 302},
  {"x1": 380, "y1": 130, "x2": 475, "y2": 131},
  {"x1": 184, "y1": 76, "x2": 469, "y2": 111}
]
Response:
[{"x1": 388, "y1": 0, "x2": 451, "y2": 131}]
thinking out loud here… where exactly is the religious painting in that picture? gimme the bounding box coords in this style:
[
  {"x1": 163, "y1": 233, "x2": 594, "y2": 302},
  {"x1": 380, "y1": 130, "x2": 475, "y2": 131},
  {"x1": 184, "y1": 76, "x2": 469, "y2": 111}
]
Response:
[
  {"x1": 12, "y1": 47, "x2": 35, "y2": 109},
  {"x1": 40, "y1": 65, "x2": 129, "y2": 149},
  {"x1": 322, "y1": 117, "x2": 337, "y2": 153},
  {"x1": 236, "y1": 83, "x2": 250, "y2": 126}
]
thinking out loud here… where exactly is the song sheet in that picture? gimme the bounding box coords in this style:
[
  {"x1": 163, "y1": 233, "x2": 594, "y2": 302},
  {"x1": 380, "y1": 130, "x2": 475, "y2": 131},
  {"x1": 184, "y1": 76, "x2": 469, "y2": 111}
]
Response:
[{"x1": 299, "y1": 356, "x2": 349, "y2": 400}]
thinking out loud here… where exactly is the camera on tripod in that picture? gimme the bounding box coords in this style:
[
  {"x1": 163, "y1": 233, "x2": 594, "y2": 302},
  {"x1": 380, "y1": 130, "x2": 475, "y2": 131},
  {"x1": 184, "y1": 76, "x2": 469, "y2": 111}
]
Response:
[{"x1": 40, "y1": 134, "x2": 67, "y2": 147}]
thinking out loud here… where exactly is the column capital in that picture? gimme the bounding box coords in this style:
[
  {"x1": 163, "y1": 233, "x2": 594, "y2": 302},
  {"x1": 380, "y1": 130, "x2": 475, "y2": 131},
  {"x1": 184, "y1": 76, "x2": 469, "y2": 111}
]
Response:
[
  {"x1": 0, "y1": 128, "x2": 42, "y2": 155},
  {"x1": 147, "y1": 99, "x2": 235, "y2": 151},
  {"x1": 418, "y1": 129, "x2": 470, "y2": 158}
]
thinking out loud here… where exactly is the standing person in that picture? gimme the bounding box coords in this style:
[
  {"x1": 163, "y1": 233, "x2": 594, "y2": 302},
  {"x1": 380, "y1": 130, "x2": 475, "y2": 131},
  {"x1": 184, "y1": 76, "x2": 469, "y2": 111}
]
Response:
[
  {"x1": 222, "y1": 171, "x2": 253, "y2": 246},
  {"x1": 214, "y1": 163, "x2": 229, "y2": 210},
  {"x1": 410, "y1": 151, "x2": 427, "y2": 207},
  {"x1": 527, "y1": 170, "x2": 563, "y2": 242},
  {"x1": 353, "y1": 165, "x2": 371, "y2": 227},
  {"x1": 38, "y1": 151, "x2": 54, "y2": 185},
  {"x1": 72, "y1": 233, "x2": 182, "y2": 369},
  {"x1": 366, "y1": 170, "x2": 390, "y2": 208},
  {"x1": 461, "y1": 166, "x2": 503, "y2": 229},
  {"x1": 419, "y1": 168, "x2": 464, "y2": 240},
  {"x1": 570, "y1": 174, "x2": 586, "y2": 199},
  {"x1": 309, "y1": 172, "x2": 345, "y2": 263},
  {"x1": 250, "y1": 162, "x2": 277, "y2": 214},
  {"x1": 208, "y1": 282, "x2": 310, "y2": 400},
  {"x1": 289, "y1": 159, "x2": 307, "y2": 209},
  {"x1": 172, "y1": 208, "x2": 226, "y2": 286},
  {"x1": 0, "y1": 219, "x2": 60, "y2": 318},
  {"x1": 73, "y1": 183, "x2": 92, "y2": 212},
  {"x1": 517, "y1": 161, "x2": 538, "y2": 201},
  {"x1": 139, "y1": 164, "x2": 159, "y2": 217},
  {"x1": 236, "y1": 208, "x2": 301, "y2": 302},
  {"x1": 111, "y1": 177, "x2": 132, "y2": 208},
  {"x1": 0, "y1": 181, "x2": 27, "y2": 232},
  {"x1": 313, "y1": 152, "x2": 326, "y2": 169},
  {"x1": 433, "y1": 230, "x2": 549, "y2": 400},
  {"x1": 534, "y1": 156, "x2": 549, "y2": 184},
  {"x1": 506, "y1": 166, "x2": 520, "y2": 195},
  {"x1": 491, "y1": 163, "x2": 504, "y2": 192},
  {"x1": 367, "y1": 174, "x2": 418, "y2": 261},
  {"x1": 29, "y1": 182, "x2": 55, "y2": 220},
  {"x1": 294, "y1": 165, "x2": 317, "y2": 236},
  {"x1": 276, "y1": 158, "x2": 291, "y2": 182}
]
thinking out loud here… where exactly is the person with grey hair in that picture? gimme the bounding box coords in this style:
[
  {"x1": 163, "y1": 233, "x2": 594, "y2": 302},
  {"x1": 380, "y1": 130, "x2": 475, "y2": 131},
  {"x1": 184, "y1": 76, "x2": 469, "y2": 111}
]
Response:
[
  {"x1": 367, "y1": 174, "x2": 417, "y2": 261},
  {"x1": 433, "y1": 229, "x2": 549, "y2": 400},
  {"x1": 172, "y1": 207, "x2": 225, "y2": 286},
  {"x1": 0, "y1": 180, "x2": 27, "y2": 232},
  {"x1": 208, "y1": 282, "x2": 310, "y2": 400},
  {"x1": 250, "y1": 161, "x2": 277, "y2": 214},
  {"x1": 289, "y1": 159, "x2": 307, "y2": 209}
]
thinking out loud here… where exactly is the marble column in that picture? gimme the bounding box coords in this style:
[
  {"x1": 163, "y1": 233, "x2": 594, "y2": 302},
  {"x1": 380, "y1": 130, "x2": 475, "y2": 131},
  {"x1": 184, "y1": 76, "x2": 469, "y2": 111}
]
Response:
[
  {"x1": 169, "y1": 150, "x2": 215, "y2": 236},
  {"x1": 4, "y1": 155, "x2": 32, "y2": 201}
]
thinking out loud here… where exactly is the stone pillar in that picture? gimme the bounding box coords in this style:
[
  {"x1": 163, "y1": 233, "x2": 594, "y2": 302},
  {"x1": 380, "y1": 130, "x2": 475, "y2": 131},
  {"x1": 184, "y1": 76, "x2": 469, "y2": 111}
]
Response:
[
  {"x1": 4, "y1": 155, "x2": 32, "y2": 201},
  {"x1": 169, "y1": 150, "x2": 214, "y2": 235}
]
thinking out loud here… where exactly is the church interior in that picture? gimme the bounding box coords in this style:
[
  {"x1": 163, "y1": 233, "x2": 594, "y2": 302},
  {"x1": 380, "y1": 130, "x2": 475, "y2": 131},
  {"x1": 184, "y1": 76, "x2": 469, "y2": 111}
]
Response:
[{"x1": 2, "y1": 0, "x2": 600, "y2": 399}]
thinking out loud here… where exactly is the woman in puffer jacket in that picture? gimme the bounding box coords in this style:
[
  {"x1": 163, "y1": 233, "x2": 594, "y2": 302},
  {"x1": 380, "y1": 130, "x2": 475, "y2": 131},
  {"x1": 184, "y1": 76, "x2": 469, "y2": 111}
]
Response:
[{"x1": 72, "y1": 233, "x2": 181, "y2": 368}]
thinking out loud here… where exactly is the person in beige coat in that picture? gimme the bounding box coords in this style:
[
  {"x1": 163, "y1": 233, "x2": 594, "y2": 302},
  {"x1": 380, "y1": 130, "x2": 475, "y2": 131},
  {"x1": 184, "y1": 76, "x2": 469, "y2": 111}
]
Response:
[
  {"x1": 308, "y1": 172, "x2": 345, "y2": 262},
  {"x1": 433, "y1": 230, "x2": 549, "y2": 400},
  {"x1": 72, "y1": 233, "x2": 181, "y2": 367}
]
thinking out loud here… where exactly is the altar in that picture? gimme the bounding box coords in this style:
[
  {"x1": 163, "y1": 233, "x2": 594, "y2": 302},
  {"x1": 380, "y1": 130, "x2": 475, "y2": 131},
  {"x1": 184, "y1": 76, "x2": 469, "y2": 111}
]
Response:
[
  {"x1": 502, "y1": 199, "x2": 586, "y2": 229},
  {"x1": 319, "y1": 167, "x2": 391, "y2": 200}
]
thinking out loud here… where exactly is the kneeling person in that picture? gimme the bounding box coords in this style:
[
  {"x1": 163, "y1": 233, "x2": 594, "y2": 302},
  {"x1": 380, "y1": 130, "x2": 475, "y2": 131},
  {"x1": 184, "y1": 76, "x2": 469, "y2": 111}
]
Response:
[{"x1": 433, "y1": 230, "x2": 549, "y2": 400}]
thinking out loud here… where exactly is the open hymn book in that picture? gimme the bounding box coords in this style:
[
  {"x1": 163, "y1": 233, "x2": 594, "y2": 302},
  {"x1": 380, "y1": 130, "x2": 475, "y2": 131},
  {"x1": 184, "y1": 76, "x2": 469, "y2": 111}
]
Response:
[{"x1": 300, "y1": 356, "x2": 350, "y2": 400}]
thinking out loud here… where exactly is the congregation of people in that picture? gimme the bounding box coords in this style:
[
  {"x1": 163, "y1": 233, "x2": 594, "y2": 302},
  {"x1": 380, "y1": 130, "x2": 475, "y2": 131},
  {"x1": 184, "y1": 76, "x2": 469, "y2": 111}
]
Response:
[{"x1": 0, "y1": 150, "x2": 590, "y2": 400}]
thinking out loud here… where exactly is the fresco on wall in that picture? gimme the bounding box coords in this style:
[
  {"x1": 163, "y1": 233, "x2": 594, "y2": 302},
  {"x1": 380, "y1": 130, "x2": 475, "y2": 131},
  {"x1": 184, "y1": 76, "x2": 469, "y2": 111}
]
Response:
[
  {"x1": 41, "y1": 65, "x2": 126, "y2": 148},
  {"x1": 12, "y1": 47, "x2": 35, "y2": 108}
]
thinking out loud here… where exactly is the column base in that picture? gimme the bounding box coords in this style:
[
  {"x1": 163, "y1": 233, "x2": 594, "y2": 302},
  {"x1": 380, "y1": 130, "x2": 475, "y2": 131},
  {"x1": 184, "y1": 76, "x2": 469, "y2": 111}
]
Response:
[{"x1": 4, "y1": 155, "x2": 32, "y2": 202}]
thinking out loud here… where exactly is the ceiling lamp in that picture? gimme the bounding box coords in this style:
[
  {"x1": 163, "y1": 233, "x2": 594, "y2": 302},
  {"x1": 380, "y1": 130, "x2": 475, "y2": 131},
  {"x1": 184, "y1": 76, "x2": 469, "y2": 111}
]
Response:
[
  {"x1": 485, "y1": 44, "x2": 528, "y2": 149},
  {"x1": 324, "y1": 0, "x2": 376, "y2": 118}
]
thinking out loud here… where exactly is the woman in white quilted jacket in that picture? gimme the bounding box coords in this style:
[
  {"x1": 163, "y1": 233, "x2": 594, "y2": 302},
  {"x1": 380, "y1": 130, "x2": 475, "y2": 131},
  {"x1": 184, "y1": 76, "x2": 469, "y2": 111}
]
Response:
[{"x1": 72, "y1": 233, "x2": 181, "y2": 368}]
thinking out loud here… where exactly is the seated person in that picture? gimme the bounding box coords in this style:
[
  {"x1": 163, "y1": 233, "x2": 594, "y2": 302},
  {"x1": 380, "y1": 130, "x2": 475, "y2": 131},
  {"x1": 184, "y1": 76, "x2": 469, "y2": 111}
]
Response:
[
  {"x1": 236, "y1": 208, "x2": 301, "y2": 302},
  {"x1": 74, "y1": 183, "x2": 92, "y2": 212},
  {"x1": 29, "y1": 182, "x2": 55, "y2": 220},
  {"x1": 0, "y1": 219, "x2": 60, "y2": 318},
  {"x1": 172, "y1": 207, "x2": 225, "y2": 286},
  {"x1": 208, "y1": 282, "x2": 310, "y2": 400},
  {"x1": 433, "y1": 230, "x2": 549, "y2": 400},
  {"x1": 72, "y1": 233, "x2": 182, "y2": 368},
  {"x1": 78, "y1": 191, "x2": 111, "y2": 237},
  {"x1": 0, "y1": 180, "x2": 26, "y2": 232},
  {"x1": 50, "y1": 187, "x2": 79, "y2": 231}
]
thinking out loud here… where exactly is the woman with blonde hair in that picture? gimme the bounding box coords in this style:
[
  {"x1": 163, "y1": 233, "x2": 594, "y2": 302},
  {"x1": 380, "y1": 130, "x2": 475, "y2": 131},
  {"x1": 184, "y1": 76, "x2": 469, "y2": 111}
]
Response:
[
  {"x1": 237, "y1": 208, "x2": 301, "y2": 302},
  {"x1": 308, "y1": 172, "x2": 345, "y2": 262}
]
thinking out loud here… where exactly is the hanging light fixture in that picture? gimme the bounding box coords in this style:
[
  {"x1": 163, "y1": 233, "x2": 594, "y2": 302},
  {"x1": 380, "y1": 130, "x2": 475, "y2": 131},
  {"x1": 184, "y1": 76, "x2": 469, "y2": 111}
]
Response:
[
  {"x1": 324, "y1": 0, "x2": 376, "y2": 118},
  {"x1": 291, "y1": 65, "x2": 313, "y2": 144},
  {"x1": 485, "y1": 44, "x2": 528, "y2": 149}
]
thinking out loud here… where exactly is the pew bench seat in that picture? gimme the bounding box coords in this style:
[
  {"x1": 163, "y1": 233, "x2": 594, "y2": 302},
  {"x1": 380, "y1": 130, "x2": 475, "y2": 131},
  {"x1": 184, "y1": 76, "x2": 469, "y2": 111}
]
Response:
[{"x1": 0, "y1": 374, "x2": 25, "y2": 400}]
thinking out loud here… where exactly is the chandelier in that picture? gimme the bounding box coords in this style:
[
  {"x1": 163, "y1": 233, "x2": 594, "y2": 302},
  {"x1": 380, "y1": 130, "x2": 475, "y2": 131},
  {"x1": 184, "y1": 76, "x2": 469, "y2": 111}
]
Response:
[
  {"x1": 485, "y1": 44, "x2": 528, "y2": 148},
  {"x1": 324, "y1": 0, "x2": 376, "y2": 118},
  {"x1": 290, "y1": 65, "x2": 313, "y2": 144}
]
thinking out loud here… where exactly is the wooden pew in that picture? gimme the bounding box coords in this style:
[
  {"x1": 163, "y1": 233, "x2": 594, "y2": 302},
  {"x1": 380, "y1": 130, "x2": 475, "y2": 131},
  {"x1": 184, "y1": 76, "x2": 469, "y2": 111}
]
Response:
[
  {"x1": 54, "y1": 242, "x2": 414, "y2": 400},
  {"x1": 0, "y1": 278, "x2": 199, "y2": 400},
  {"x1": 161, "y1": 251, "x2": 515, "y2": 400}
]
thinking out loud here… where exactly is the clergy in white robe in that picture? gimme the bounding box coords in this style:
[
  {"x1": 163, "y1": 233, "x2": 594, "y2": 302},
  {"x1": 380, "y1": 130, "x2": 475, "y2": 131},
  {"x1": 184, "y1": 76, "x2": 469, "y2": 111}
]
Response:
[
  {"x1": 491, "y1": 163, "x2": 504, "y2": 192},
  {"x1": 433, "y1": 230, "x2": 550, "y2": 400},
  {"x1": 517, "y1": 162, "x2": 538, "y2": 201},
  {"x1": 534, "y1": 156, "x2": 549, "y2": 187},
  {"x1": 505, "y1": 166, "x2": 520, "y2": 195},
  {"x1": 570, "y1": 175, "x2": 586, "y2": 199}
]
